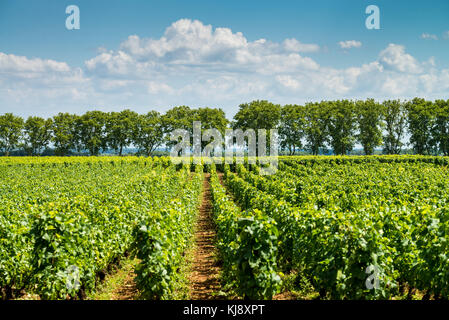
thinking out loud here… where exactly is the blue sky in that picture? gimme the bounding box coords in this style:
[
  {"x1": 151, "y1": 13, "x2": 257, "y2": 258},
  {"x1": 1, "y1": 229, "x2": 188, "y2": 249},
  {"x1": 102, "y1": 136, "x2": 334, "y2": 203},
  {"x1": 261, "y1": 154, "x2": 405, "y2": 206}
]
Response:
[{"x1": 1, "y1": 0, "x2": 449, "y2": 118}]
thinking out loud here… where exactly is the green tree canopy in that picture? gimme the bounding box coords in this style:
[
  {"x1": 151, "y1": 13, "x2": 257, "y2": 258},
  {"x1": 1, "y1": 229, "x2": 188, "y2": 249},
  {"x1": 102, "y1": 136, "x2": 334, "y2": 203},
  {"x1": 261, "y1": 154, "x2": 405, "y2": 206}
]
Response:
[
  {"x1": 405, "y1": 98, "x2": 435, "y2": 155},
  {"x1": 133, "y1": 111, "x2": 164, "y2": 156},
  {"x1": 0, "y1": 113, "x2": 24, "y2": 156},
  {"x1": 356, "y1": 99, "x2": 383, "y2": 155},
  {"x1": 22, "y1": 116, "x2": 53, "y2": 156},
  {"x1": 105, "y1": 109, "x2": 139, "y2": 156},
  {"x1": 232, "y1": 100, "x2": 281, "y2": 130},
  {"x1": 195, "y1": 107, "x2": 229, "y2": 134},
  {"x1": 431, "y1": 99, "x2": 449, "y2": 155},
  {"x1": 303, "y1": 102, "x2": 329, "y2": 155},
  {"x1": 279, "y1": 104, "x2": 305, "y2": 155},
  {"x1": 382, "y1": 100, "x2": 406, "y2": 154},
  {"x1": 327, "y1": 100, "x2": 357, "y2": 155},
  {"x1": 161, "y1": 106, "x2": 196, "y2": 148},
  {"x1": 51, "y1": 113, "x2": 78, "y2": 156},
  {"x1": 76, "y1": 111, "x2": 107, "y2": 156},
  {"x1": 232, "y1": 100, "x2": 281, "y2": 155}
]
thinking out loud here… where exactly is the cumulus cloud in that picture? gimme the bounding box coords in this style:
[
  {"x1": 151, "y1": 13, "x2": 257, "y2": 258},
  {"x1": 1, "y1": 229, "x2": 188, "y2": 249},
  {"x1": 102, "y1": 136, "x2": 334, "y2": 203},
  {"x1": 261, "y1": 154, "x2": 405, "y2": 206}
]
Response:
[
  {"x1": 85, "y1": 19, "x2": 320, "y2": 77},
  {"x1": 421, "y1": 33, "x2": 438, "y2": 40},
  {"x1": 0, "y1": 53, "x2": 71, "y2": 74},
  {"x1": 378, "y1": 44, "x2": 423, "y2": 74},
  {"x1": 338, "y1": 40, "x2": 362, "y2": 49},
  {"x1": 0, "y1": 53, "x2": 93, "y2": 116},
  {"x1": 444, "y1": 31, "x2": 449, "y2": 39},
  {"x1": 1, "y1": 19, "x2": 449, "y2": 117},
  {"x1": 283, "y1": 38, "x2": 320, "y2": 53}
]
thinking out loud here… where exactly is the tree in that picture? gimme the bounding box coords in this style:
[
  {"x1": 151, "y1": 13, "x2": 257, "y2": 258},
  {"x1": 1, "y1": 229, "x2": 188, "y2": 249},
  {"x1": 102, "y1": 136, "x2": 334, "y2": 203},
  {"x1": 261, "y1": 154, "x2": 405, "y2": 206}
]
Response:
[
  {"x1": 382, "y1": 100, "x2": 406, "y2": 154},
  {"x1": 431, "y1": 99, "x2": 449, "y2": 156},
  {"x1": 105, "y1": 109, "x2": 138, "y2": 156},
  {"x1": 405, "y1": 98, "x2": 435, "y2": 155},
  {"x1": 133, "y1": 111, "x2": 164, "y2": 156},
  {"x1": 22, "y1": 116, "x2": 53, "y2": 156},
  {"x1": 52, "y1": 113, "x2": 78, "y2": 156},
  {"x1": 356, "y1": 99, "x2": 383, "y2": 155},
  {"x1": 232, "y1": 100, "x2": 281, "y2": 155},
  {"x1": 76, "y1": 111, "x2": 107, "y2": 156},
  {"x1": 327, "y1": 100, "x2": 357, "y2": 155},
  {"x1": 195, "y1": 107, "x2": 229, "y2": 134},
  {"x1": 279, "y1": 104, "x2": 305, "y2": 155},
  {"x1": 304, "y1": 102, "x2": 329, "y2": 155},
  {"x1": 195, "y1": 107, "x2": 229, "y2": 152},
  {"x1": 0, "y1": 113, "x2": 24, "y2": 156},
  {"x1": 161, "y1": 106, "x2": 196, "y2": 149},
  {"x1": 233, "y1": 100, "x2": 281, "y2": 131}
]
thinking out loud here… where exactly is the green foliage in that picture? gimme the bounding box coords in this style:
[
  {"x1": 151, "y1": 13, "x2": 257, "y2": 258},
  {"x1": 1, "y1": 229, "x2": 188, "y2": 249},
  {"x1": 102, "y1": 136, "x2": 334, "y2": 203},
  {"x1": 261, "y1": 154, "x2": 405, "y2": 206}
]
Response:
[
  {"x1": 0, "y1": 157, "x2": 196, "y2": 299},
  {"x1": 233, "y1": 100, "x2": 281, "y2": 131},
  {"x1": 356, "y1": 99, "x2": 383, "y2": 155},
  {"x1": 161, "y1": 106, "x2": 196, "y2": 148},
  {"x1": 228, "y1": 156, "x2": 449, "y2": 299},
  {"x1": 51, "y1": 113, "x2": 78, "y2": 156},
  {"x1": 234, "y1": 213, "x2": 281, "y2": 299},
  {"x1": 1, "y1": 98, "x2": 448, "y2": 156},
  {"x1": 22, "y1": 116, "x2": 53, "y2": 156},
  {"x1": 75, "y1": 111, "x2": 108, "y2": 156},
  {"x1": 209, "y1": 165, "x2": 281, "y2": 299},
  {"x1": 132, "y1": 166, "x2": 203, "y2": 299},
  {"x1": 195, "y1": 107, "x2": 229, "y2": 135},
  {"x1": 431, "y1": 99, "x2": 449, "y2": 155},
  {"x1": 405, "y1": 98, "x2": 435, "y2": 155},
  {"x1": 105, "y1": 110, "x2": 139, "y2": 156},
  {"x1": 327, "y1": 100, "x2": 357, "y2": 155},
  {"x1": 279, "y1": 104, "x2": 304, "y2": 155},
  {"x1": 303, "y1": 102, "x2": 329, "y2": 155},
  {"x1": 133, "y1": 111, "x2": 164, "y2": 156},
  {"x1": 0, "y1": 113, "x2": 24, "y2": 156},
  {"x1": 382, "y1": 100, "x2": 407, "y2": 154}
]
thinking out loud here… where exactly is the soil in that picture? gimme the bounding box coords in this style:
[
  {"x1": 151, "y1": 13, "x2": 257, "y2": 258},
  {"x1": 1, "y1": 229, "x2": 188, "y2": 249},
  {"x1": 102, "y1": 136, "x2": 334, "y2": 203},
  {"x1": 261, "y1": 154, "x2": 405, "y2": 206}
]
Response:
[
  {"x1": 188, "y1": 173, "x2": 221, "y2": 299},
  {"x1": 110, "y1": 268, "x2": 139, "y2": 300}
]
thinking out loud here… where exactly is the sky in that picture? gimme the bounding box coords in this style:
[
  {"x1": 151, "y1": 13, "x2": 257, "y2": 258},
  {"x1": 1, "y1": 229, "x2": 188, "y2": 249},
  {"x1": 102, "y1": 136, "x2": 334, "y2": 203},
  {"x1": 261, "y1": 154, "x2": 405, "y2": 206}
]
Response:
[{"x1": 0, "y1": 0, "x2": 449, "y2": 119}]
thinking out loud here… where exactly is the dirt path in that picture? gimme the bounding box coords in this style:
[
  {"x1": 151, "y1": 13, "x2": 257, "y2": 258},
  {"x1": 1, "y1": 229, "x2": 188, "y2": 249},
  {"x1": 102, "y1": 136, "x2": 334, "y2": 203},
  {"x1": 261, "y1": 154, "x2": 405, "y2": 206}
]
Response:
[
  {"x1": 90, "y1": 257, "x2": 140, "y2": 300},
  {"x1": 189, "y1": 173, "x2": 221, "y2": 299},
  {"x1": 109, "y1": 265, "x2": 139, "y2": 300}
]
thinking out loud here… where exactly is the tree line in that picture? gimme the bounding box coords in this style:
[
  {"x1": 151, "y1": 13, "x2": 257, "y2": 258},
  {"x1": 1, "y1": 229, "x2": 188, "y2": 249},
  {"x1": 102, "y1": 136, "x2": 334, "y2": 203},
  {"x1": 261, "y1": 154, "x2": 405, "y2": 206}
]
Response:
[
  {"x1": 0, "y1": 98, "x2": 448, "y2": 156},
  {"x1": 0, "y1": 107, "x2": 228, "y2": 156}
]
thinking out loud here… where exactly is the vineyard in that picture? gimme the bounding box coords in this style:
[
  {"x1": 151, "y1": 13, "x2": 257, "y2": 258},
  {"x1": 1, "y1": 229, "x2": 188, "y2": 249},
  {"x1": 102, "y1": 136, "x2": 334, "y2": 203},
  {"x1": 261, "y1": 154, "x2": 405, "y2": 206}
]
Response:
[{"x1": 1, "y1": 155, "x2": 449, "y2": 300}]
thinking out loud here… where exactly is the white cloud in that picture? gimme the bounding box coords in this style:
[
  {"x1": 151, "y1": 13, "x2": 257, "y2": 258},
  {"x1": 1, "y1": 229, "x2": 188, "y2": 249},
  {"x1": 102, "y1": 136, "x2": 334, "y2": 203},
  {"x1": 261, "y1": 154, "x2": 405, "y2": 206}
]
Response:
[
  {"x1": 1, "y1": 19, "x2": 449, "y2": 118},
  {"x1": 275, "y1": 75, "x2": 302, "y2": 90},
  {"x1": 86, "y1": 19, "x2": 321, "y2": 77},
  {"x1": 338, "y1": 40, "x2": 362, "y2": 49},
  {"x1": 148, "y1": 81, "x2": 174, "y2": 94},
  {"x1": 283, "y1": 38, "x2": 320, "y2": 53},
  {"x1": 0, "y1": 52, "x2": 71, "y2": 74},
  {"x1": 421, "y1": 33, "x2": 438, "y2": 40},
  {"x1": 0, "y1": 53, "x2": 93, "y2": 116},
  {"x1": 378, "y1": 44, "x2": 423, "y2": 74},
  {"x1": 444, "y1": 31, "x2": 449, "y2": 39}
]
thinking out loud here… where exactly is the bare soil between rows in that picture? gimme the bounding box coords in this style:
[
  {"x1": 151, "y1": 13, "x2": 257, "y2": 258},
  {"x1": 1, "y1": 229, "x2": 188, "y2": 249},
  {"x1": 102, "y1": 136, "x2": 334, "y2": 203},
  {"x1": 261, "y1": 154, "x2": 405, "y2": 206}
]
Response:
[{"x1": 188, "y1": 173, "x2": 222, "y2": 299}]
